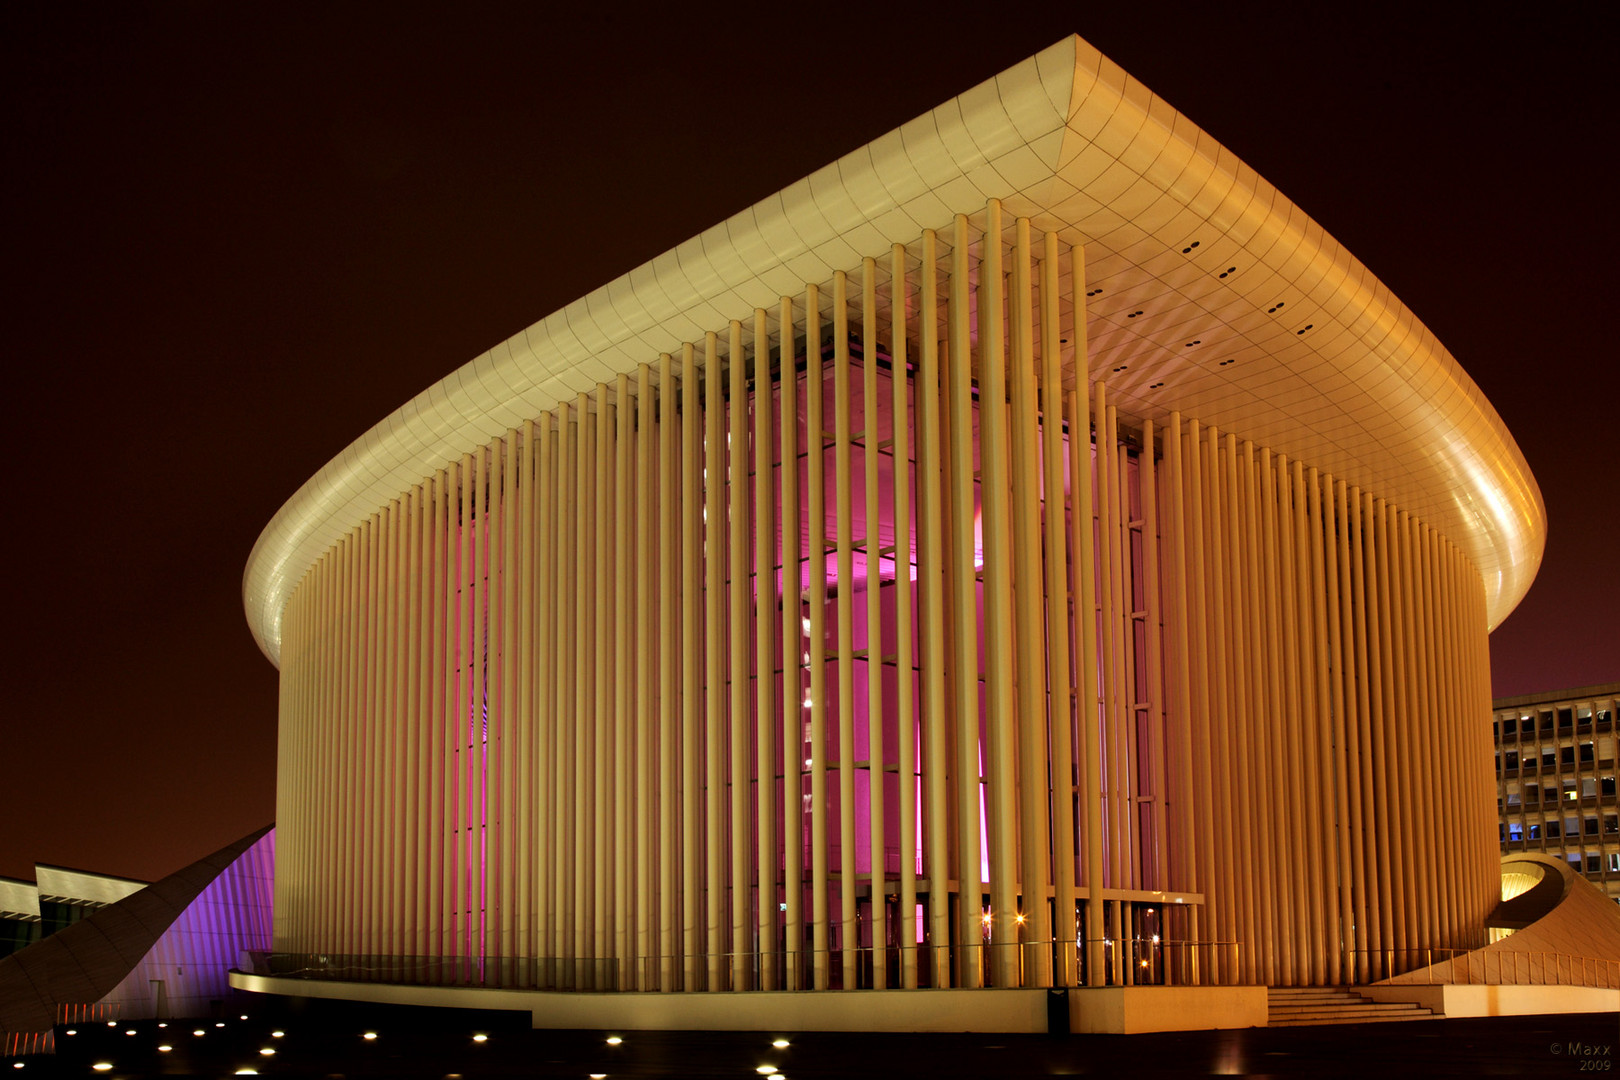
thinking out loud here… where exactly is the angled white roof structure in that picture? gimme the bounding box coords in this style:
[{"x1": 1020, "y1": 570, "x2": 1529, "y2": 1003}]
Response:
[{"x1": 244, "y1": 34, "x2": 1543, "y2": 665}]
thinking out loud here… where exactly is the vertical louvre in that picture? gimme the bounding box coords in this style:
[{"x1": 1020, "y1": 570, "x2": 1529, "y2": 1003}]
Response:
[{"x1": 271, "y1": 207, "x2": 1500, "y2": 992}]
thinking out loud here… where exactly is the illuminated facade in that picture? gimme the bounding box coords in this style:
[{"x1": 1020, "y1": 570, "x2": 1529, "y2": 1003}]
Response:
[
  {"x1": 1495, "y1": 683, "x2": 1620, "y2": 902},
  {"x1": 246, "y1": 36, "x2": 1545, "y2": 994},
  {"x1": 0, "y1": 830, "x2": 273, "y2": 1055}
]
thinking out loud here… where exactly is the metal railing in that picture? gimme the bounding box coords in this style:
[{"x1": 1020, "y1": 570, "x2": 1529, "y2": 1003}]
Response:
[
  {"x1": 244, "y1": 942, "x2": 1620, "y2": 993},
  {"x1": 248, "y1": 937, "x2": 1241, "y2": 993},
  {"x1": 1356, "y1": 947, "x2": 1620, "y2": 989}
]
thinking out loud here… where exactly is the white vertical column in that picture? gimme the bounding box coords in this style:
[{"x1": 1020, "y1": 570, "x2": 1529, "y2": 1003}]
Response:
[
  {"x1": 978, "y1": 199, "x2": 1019, "y2": 988},
  {"x1": 1039, "y1": 234, "x2": 1075, "y2": 987},
  {"x1": 1070, "y1": 255, "x2": 1105, "y2": 987},
  {"x1": 1239, "y1": 441, "x2": 1276, "y2": 984},
  {"x1": 1140, "y1": 422, "x2": 1169, "y2": 948},
  {"x1": 681, "y1": 342, "x2": 704, "y2": 990},
  {"x1": 703, "y1": 331, "x2": 725, "y2": 992},
  {"x1": 777, "y1": 296, "x2": 803, "y2": 992},
  {"x1": 615, "y1": 372, "x2": 635, "y2": 990},
  {"x1": 1306, "y1": 468, "x2": 1340, "y2": 985},
  {"x1": 517, "y1": 422, "x2": 536, "y2": 974},
  {"x1": 890, "y1": 242, "x2": 918, "y2": 989},
  {"x1": 860, "y1": 260, "x2": 887, "y2": 989},
  {"x1": 832, "y1": 271, "x2": 858, "y2": 990},
  {"x1": 754, "y1": 308, "x2": 778, "y2": 992},
  {"x1": 592, "y1": 395, "x2": 612, "y2": 986},
  {"x1": 652, "y1": 356, "x2": 675, "y2": 992},
  {"x1": 728, "y1": 320, "x2": 751, "y2": 991},
  {"x1": 947, "y1": 215, "x2": 982, "y2": 989},
  {"x1": 916, "y1": 230, "x2": 951, "y2": 989},
  {"x1": 1009, "y1": 217, "x2": 1051, "y2": 987},
  {"x1": 805, "y1": 284, "x2": 831, "y2": 992},
  {"x1": 1333, "y1": 479, "x2": 1369, "y2": 983},
  {"x1": 575, "y1": 400, "x2": 594, "y2": 981}
]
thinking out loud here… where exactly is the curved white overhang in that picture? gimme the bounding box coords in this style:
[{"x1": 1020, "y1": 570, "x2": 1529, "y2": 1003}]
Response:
[{"x1": 244, "y1": 34, "x2": 1544, "y2": 666}]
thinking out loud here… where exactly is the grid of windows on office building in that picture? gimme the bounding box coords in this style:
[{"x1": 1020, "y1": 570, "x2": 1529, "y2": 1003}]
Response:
[{"x1": 1495, "y1": 683, "x2": 1620, "y2": 902}]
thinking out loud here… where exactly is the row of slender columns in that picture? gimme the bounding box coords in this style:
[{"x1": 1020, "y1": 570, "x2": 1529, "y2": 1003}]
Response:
[{"x1": 273, "y1": 202, "x2": 1499, "y2": 991}]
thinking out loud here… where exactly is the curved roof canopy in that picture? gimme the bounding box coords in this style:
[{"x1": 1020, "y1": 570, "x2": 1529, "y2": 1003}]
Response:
[{"x1": 244, "y1": 34, "x2": 1544, "y2": 666}]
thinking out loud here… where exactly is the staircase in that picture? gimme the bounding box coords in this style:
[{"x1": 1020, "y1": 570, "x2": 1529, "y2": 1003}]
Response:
[{"x1": 1267, "y1": 986, "x2": 1438, "y2": 1026}]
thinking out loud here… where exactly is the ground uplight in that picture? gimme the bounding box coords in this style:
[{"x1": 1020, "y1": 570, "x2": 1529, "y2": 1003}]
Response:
[
  {"x1": 605, "y1": 1035, "x2": 623, "y2": 1045},
  {"x1": 757, "y1": 1067, "x2": 778, "y2": 1075},
  {"x1": 772, "y1": 1039, "x2": 790, "y2": 1048},
  {"x1": 91, "y1": 1066, "x2": 113, "y2": 1073},
  {"x1": 472, "y1": 1033, "x2": 488, "y2": 1043},
  {"x1": 158, "y1": 1046, "x2": 172, "y2": 1053},
  {"x1": 260, "y1": 1047, "x2": 276, "y2": 1056},
  {"x1": 362, "y1": 1032, "x2": 378, "y2": 1041},
  {"x1": 271, "y1": 1031, "x2": 284, "y2": 1038}
]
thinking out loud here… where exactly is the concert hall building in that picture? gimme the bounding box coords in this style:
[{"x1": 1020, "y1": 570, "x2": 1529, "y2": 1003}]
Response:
[{"x1": 240, "y1": 35, "x2": 1552, "y2": 1025}]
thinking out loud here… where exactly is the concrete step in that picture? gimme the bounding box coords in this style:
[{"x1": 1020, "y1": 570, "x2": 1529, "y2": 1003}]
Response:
[
  {"x1": 1263, "y1": 1003, "x2": 1419, "y2": 1010},
  {"x1": 1269, "y1": 1004, "x2": 1429, "y2": 1018},
  {"x1": 1265, "y1": 986, "x2": 1437, "y2": 1026},
  {"x1": 1270, "y1": 1012, "x2": 1437, "y2": 1026}
]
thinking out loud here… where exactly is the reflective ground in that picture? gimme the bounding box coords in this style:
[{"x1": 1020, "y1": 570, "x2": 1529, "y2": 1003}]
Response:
[{"x1": 17, "y1": 998, "x2": 1617, "y2": 1077}]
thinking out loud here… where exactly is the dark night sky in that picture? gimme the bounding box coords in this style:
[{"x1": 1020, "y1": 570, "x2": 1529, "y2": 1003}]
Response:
[{"x1": 4, "y1": 3, "x2": 1615, "y2": 885}]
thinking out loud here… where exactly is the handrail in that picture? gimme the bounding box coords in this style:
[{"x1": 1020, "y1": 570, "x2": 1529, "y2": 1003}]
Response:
[
  {"x1": 247, "y1": 937, "x2": 1243, "y2": 992},
  {"x1": 244, "y1": 942, "x2": 1620, "y2": 992},
  {"x1": 1334, "y1": 946, "x2": 1620, "y2": 989}
]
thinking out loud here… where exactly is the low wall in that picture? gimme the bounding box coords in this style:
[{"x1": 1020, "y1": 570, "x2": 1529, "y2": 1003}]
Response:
[
  {"x1": 229, "y1": 972, "x2": 1267, "y2": 1033},
  {"x1": 1070, "y1": 985, "x2": 1268, "y2": 1033},
  {"x1": 1359, "y1": 983, "x2": 1619, "y2": 1017}
]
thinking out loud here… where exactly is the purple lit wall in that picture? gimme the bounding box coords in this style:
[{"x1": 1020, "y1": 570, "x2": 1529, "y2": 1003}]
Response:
[{"x1": 100, "y1": 829, "x2": 274, "y2": 1018}]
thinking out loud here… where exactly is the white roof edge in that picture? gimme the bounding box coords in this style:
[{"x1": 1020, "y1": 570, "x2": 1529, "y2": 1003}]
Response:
[{"x1": 244, "y1": 34, "x2": 1543, "y2": 665}]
